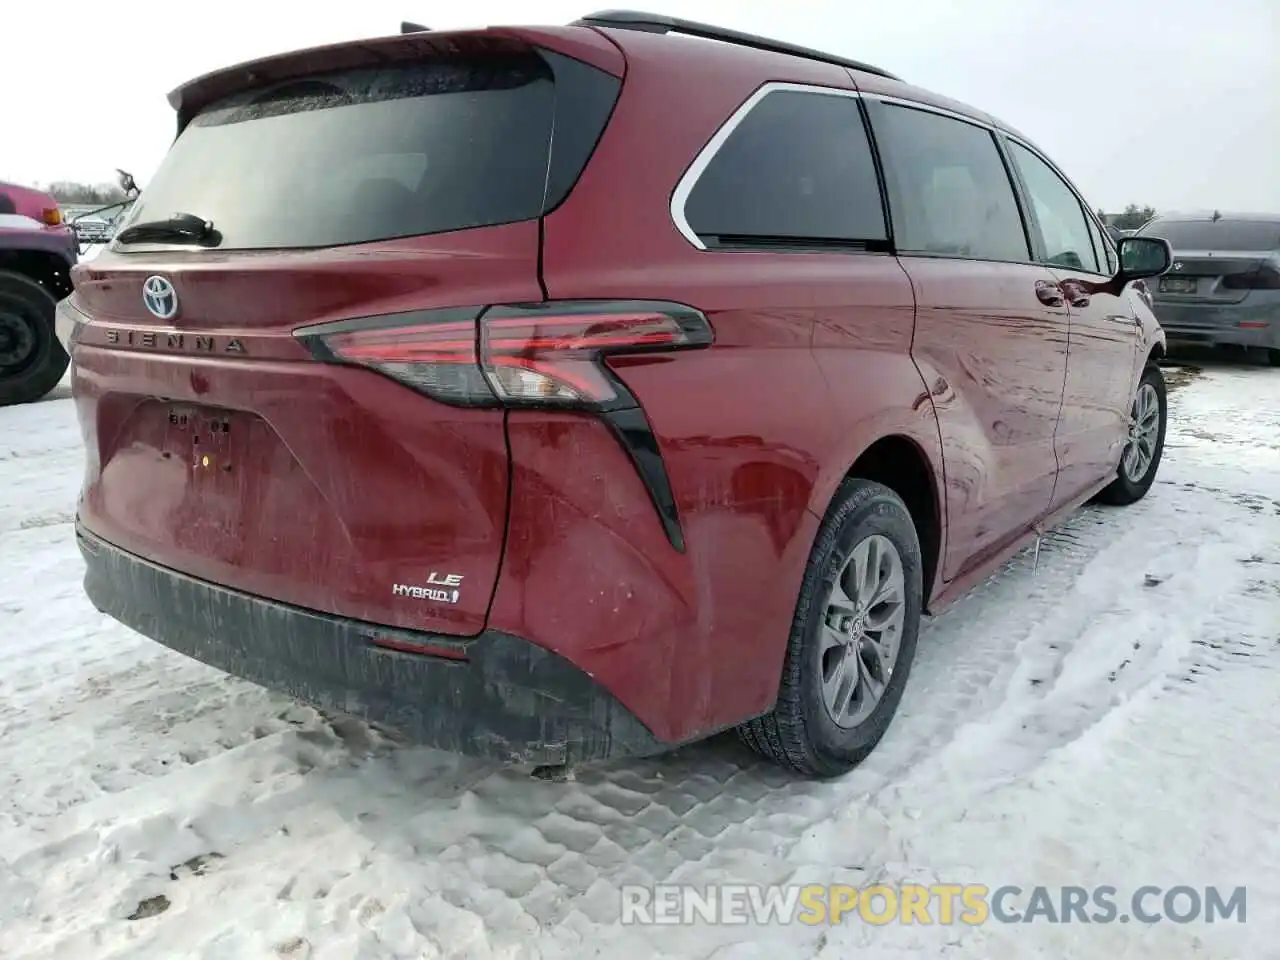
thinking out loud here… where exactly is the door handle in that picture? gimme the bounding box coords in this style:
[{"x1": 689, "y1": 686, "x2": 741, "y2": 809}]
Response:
[
  {"x1": 1066, "y1": 292, "x2": 1091, "y2": 308},
  {"x1": 1035, "y1": 280, "x2": 1064, "y2": 307}
]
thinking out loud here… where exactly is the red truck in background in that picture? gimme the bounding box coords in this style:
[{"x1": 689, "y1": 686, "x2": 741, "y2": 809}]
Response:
[{"x1": 0, "y1": 181, "x2": 76, "y2": 405}]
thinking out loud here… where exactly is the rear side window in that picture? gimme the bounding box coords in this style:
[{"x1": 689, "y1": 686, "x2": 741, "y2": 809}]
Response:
[
  {"x1": 1007, "y1": 142, "x2": 1101, "y2": 274},
  {"x1": 120, "y1": 52, "x2": 619, "y2": 250},
  {"x1": 1138, "y1": 219, "x2": 1280, "y2": 252},
  {"x1": 872, "y1": 104, "x2": 1030, "y2": 263},
  {"x1": 682, "y1": 89, "x2": 887, "y2": 248}
]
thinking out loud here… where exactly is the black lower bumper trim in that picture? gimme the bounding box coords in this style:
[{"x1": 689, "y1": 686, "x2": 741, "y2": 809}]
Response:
[{"x1": 77, "y1": 523, "x2": 666, "y2": 765}]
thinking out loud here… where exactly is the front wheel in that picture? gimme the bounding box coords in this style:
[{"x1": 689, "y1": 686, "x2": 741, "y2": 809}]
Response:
[
  {"x1": 1097, "y1": 364, "x2": 1167, "y2": 506},
  {"x1": 738, "y1": 479, "x2": 923, "y2": 778}
]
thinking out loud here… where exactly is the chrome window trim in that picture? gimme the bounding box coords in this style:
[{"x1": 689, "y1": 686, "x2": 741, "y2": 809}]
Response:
[
  {"x1": 668, "y1": 81, "x2": 864, "y2": 251},
  {"x1": 668, "y1": 82, "x2": 1117, "y2": 273}
]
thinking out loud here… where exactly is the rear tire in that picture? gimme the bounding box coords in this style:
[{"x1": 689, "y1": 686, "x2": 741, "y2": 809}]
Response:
[
  {"x1": 1096, "y1": 364, "x2": 1167, "y2": 506},
  {"x1": 0, "y1": 270, "x2": 68, "y2": 406},
  {"x1": 739, "y1": 479, "x2": 923, "y2": 778},
  {"x1": 1267, "y1": 348, "x2": 1280, "y2": 368}
]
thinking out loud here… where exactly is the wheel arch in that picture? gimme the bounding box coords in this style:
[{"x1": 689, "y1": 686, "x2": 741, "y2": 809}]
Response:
[
  {"x1": 817, "y1": 433, "x2": 946, "y2": 609},
  {"x1": 0, "y1": 248, "x2": 74, "y2": 301}
]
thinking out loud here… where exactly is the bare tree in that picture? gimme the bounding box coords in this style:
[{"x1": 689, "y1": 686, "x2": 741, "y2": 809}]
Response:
[
  {"x1": 44, "y1": 181, "x2": 128, "y2": 205},
  {"x1": 1112, "y1": 204, "x2": 1157, "y2": 230}
]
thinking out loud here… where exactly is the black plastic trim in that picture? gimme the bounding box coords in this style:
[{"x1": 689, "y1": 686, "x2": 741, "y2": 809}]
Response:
[
  {"x1": 701, "y1": 235, "x2": 892, "y2": 254},
  {"x1": 599, "y1": 405, "x2": 686, "y2": 552},
  {"x1": 78, "y1": 523, "x2": 668, "y2": 765},
  {"x1": 575, "y1": 9, "x2": 901, "y2": 81},
  {"x1": 539, "y1": 51, "x2": 624, "y2": 216},
  {"x1": 853, "y1": 94, "x2": 898, "y2": 253}
]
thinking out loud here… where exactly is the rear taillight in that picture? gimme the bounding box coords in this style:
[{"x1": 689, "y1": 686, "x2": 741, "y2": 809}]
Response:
[
  {"x1": 300, "y1": 301, "x2": 713, "y2": 412},
  {"x1": 1222, "y1": 263, "x2": 1280, "y2": 291},
  {"x1": 480, "y1": 303, "x2": 712, "y2": 409},
  {"x1": 312, "y1": 311, "x2": 494, "y2": 407},
  {"x1": 296, "y1": 301, "x2": 715, "y2": 552}
]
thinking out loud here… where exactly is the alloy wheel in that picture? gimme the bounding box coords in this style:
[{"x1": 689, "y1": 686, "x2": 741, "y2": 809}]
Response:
[
  {"x1": 1122, "y1": 382, "x2": 1160, "y2": 483},
  {"x1": 819, "y1": 533, "x2": 907, "y2": 729}
]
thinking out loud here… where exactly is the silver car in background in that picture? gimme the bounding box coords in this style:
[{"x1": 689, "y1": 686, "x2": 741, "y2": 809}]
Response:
[
  {"x1": 72, "y1": 216, "x2": 114, "y2": 244},
  {"x1": 1137, "y1": 212, "x2": 1280, "y2": 365}
]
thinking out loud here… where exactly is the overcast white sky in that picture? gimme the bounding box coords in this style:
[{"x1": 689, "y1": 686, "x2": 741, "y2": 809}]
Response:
[{"x1": 3, "y1": 0, "x2": 1276, "y2": 213}]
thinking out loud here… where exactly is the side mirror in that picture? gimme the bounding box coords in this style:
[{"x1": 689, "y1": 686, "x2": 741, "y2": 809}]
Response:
[
  {"x1": 116, "y1": 168, "x2": 139, "y2": 198},
  {"x1": 1117, "y1": 235, "x2": 1172, "y2": 282}
]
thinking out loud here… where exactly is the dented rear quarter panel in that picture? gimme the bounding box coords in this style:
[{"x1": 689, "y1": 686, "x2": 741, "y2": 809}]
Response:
[{"x1": 522, "y1": 31, "x2": 943, "y2": 742}]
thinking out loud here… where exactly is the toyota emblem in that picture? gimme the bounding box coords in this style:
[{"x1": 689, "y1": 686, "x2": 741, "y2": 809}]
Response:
[{"x1": 142, "y1": 275, "x2": 178, "y2": 320}]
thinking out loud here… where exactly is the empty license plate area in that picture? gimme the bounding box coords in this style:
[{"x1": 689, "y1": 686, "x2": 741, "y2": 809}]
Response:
[{"x1": 164, "y1": 405, "x2": 241, "y2": 474}]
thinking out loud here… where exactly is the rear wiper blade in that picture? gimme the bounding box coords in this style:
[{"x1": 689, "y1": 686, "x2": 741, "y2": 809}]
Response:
[{"x1": 116, "y1": 212, "x2": 220, "y2": 247}]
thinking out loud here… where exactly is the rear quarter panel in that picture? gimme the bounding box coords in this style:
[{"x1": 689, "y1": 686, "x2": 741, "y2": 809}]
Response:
[
  {"x1": 505, "y1": 35, "x2": 942, "y2": 743},
  {"x1": 496, "y1": 256, "x2": 936, "y2": 743}
]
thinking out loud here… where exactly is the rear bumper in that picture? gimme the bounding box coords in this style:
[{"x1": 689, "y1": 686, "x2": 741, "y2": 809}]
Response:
[
  {"x1": 77, "y1": 522, "x2": 667, "y2": 765},
  {"x1": 1152, "y1": 300, "x2": 1280, "y2": 349}
]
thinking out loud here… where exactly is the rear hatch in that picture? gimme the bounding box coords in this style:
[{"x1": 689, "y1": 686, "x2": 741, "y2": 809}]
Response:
[
  {"x1": 68, "y1": 29, "x2": 622, "y2": 636},
  {"x1": 1142, "y1": 218, "x2": 1280, "y2": 305}
]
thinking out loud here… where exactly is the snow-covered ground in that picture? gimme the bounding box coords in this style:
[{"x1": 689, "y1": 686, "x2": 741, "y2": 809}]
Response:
[{"x1": 2, "y1": 361, "x2": 1278, "y2": 959}]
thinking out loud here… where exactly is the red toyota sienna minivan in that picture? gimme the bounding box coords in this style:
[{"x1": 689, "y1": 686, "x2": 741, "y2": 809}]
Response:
[{"x1": 60, "y1": 12, "x2": 1173, "y2": 777}]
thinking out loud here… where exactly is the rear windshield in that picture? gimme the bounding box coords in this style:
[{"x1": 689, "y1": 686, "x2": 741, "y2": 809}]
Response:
[
  {"x1": 121, "y1": 52, "x2": 614, "y2": 250},
  {"x1": 1138, "y1": 219, "x2": 1280, "y2": 252}
]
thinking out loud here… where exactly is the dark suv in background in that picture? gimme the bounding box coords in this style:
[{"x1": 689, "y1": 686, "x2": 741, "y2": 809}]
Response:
[
  {"x1": 60, "y1": 11, "x2": 1172, "y2": 777},
  {"x1": 1135, "y1": 212, "x2": 1280, "y2": 365}
]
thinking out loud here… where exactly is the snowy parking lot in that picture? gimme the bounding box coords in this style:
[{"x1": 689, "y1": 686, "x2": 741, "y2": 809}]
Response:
[{"x1": 2, "y1": 360, "x2": 1279, "y2": 959}]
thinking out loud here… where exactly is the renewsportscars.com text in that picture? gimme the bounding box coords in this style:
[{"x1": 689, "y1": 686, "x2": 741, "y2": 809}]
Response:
[{"x1": 621, "y1": 883, "x2": 1247, "y2": 926}]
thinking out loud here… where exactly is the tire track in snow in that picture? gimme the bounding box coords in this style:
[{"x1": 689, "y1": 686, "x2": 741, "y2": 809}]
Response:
[
  {"x1": 856, "y1": 369, "x2": 1280, "y2": 830},
  {"x1": 885, "y1": 485, "x2": 1279, "y2": 814}
]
